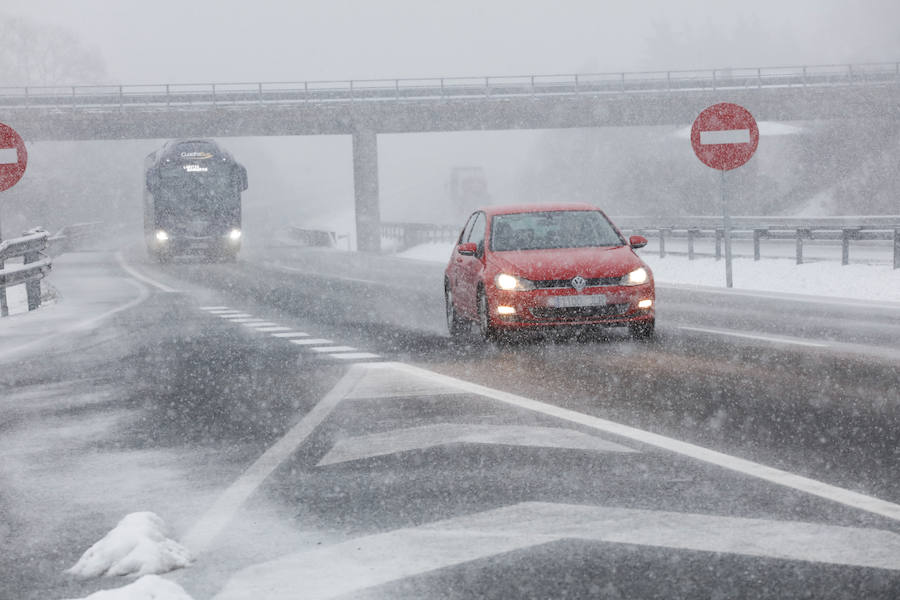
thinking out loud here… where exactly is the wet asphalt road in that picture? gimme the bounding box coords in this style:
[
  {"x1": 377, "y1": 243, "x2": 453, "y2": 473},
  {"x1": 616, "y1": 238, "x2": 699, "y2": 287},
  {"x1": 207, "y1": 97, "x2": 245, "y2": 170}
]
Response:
[{"x1": 1, "y1": 247, "x2": 898, "y2": 599}]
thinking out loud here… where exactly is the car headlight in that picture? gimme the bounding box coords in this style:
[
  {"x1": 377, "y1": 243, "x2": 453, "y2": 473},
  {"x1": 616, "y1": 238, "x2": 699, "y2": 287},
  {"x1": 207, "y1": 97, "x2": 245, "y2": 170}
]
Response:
[
  {"x1": 228, "y1": 228, "x2": 242, "y2": 241},
  {"x1": 495, "y1": 273, "x2": 535, "y2": 291},
  {"x1": 155, "y1": 230, "x2": 169, "y2": 242},
  {"x1": 622, "y1": 267, "x2": 649, "y2": 286}
]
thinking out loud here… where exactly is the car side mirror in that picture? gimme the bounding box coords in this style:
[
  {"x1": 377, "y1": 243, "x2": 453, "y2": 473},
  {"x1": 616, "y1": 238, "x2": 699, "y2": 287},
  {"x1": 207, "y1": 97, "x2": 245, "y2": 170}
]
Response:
[
  {"x1": 457, "y1": 242, "x2": 478, "y2": 256},
  {"x1": 629, "y1": 235, "x2": 648, "y2": 249}
]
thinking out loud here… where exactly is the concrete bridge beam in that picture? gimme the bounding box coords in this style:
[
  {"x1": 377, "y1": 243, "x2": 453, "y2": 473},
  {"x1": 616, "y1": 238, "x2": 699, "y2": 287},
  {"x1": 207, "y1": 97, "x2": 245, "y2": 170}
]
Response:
[{"x1": 352, "y1": 128, "x2": 381, "y2": 253}]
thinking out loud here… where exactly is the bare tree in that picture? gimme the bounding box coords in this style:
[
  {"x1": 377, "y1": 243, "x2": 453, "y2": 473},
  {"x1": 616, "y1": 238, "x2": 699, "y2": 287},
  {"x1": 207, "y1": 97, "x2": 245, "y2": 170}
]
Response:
[{"x1": 0, "y1": 13, "x2": 106, "y2": 87}]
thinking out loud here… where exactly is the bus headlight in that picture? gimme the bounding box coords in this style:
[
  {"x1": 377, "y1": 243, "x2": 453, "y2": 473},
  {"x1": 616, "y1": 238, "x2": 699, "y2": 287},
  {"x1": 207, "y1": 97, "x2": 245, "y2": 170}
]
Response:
[
  {"x1": 155, "y1": 230, "x2": 169, "y2": 242},
  {"x1": 228, "y1": 228, "x2": 242, "y2": 242}
]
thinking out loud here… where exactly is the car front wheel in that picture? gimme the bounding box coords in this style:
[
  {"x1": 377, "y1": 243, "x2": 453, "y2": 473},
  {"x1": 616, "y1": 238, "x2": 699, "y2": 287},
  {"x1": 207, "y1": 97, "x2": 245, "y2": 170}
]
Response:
[
  {"x1": 477, "y1": 288, "x2": 497, "y2": 342},
  {"x1": 445, "y1": 285, "x2": 468, "y2": 339}
]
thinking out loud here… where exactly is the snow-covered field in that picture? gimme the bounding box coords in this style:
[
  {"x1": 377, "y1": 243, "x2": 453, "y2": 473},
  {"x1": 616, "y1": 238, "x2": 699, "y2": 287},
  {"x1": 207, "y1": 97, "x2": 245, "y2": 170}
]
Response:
[{"x1": 396, "y1": 241, "x2": 900, "y2": 304}]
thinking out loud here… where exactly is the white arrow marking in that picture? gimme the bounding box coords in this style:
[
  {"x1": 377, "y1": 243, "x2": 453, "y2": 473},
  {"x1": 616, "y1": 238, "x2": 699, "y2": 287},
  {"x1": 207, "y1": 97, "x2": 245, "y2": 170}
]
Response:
[
  {"x1": 0, "y1": 148, "x2": 18, "y2": 164},
  {"x1": 213, "y1": 502, "x2": 900, "y2": 600},
  {"x1": 317, "y1": 423, "x2": 636, "y2": 466},
  {"x1": 700, "y1": 129, "x2": 751, "y2": 144}
]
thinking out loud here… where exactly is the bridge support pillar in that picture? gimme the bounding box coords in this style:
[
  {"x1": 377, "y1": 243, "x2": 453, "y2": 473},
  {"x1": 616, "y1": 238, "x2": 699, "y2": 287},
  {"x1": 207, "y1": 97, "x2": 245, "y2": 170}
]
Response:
[{"x1": 352, "y1": 128, "x2": 381, "y2": 253}]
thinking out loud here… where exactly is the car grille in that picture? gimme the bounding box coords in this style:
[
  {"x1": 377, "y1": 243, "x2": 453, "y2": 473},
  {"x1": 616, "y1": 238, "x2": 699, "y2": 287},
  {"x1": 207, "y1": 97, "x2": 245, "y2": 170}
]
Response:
[
  {"x1": 533, "y1": 276, "x2": 623, "y2": 289},
  {"x1": 529, "y1": 303, "x2": 630, "y2": 321}
]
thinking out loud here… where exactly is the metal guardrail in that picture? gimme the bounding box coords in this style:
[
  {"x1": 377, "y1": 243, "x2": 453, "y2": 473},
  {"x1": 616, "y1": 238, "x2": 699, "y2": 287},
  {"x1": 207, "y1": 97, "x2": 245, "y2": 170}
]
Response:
[
  {"x1": 0, "y1": 229, "x2": 52, "y2": 316},
  {"x1": 614, "y1": 216, "x2": 900, "y2": 267},
  {"x1": 382, "y1": 217, "x2": 900, "y2": 268},
  {"x1": 1, "y1": 62, "x2": 898, "y2": 110},
  {"x1": 288, "y1": 226, "x2": 337, "y2": 247},
  {"x1": 627, "y1": 225, "x2": 900, "y2": 268},
  {"x1": 382, "y1": 222, "x2": 460, "y2": 251}
]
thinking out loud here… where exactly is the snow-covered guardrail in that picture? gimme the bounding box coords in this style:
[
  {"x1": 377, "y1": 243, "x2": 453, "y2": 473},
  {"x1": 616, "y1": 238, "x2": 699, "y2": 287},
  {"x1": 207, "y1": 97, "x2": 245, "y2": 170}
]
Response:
[{"x1": 0, "y1": 228, "x2": 52, "y2": 316}]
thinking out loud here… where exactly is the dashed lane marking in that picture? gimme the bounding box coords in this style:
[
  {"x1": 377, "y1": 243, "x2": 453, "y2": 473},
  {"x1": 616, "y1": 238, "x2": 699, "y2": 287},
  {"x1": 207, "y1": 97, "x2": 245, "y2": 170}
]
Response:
[
  {"x1": 200, "y1": 307, "x2": 378, "y2": 362},
  {"x1": 289, "y1": 338, "x2": 334, "y2": 346},
  {"x1": 325, "y1": 352, "x2": 382, "y2": 361},
  {"x1": 310, "y1": 346, "x2": 358, "y2": 353}
]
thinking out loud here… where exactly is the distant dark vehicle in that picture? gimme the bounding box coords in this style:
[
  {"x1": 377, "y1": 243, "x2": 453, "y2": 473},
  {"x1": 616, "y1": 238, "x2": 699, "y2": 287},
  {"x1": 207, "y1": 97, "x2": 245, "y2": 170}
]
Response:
[{"x1": 143, "y1": 139, "x2": 248, "y2": 262}]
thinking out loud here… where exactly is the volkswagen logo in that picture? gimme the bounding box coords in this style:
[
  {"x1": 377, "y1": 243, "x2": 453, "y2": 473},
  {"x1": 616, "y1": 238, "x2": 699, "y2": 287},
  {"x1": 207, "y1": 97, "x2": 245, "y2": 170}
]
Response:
[{"x1": 571, "y1": 276, "x2": 587, "y2": 291}]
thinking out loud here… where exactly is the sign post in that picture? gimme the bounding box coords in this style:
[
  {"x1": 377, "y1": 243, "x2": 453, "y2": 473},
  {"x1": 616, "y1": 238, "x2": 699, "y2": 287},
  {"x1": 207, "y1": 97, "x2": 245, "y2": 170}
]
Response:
[
  {"x1": 0, "y1": 122, "x2": 29, "y2": 316},
  {"x1": 690, "y1": 103, "x2": 759, "y2": 288}
]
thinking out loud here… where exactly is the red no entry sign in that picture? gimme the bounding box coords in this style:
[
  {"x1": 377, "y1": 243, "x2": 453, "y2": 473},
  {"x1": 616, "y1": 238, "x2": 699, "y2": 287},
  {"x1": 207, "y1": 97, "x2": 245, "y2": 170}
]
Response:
[
  {"x1": 691, "y1": 103, "x2": 759, "y2": 170},
  {"x1": 0, "y1": 123, "x2": 28, "y2": 192}
]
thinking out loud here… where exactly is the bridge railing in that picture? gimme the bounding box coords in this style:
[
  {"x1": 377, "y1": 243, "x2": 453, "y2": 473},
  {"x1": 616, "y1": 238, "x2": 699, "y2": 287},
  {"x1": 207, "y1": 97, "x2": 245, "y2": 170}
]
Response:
[
  {"x1": 0, "y1": 229, "x2": 52, "y2": 316},
  {"x1": 1, "y1": 61, "x2": 897, "y2": 110}
]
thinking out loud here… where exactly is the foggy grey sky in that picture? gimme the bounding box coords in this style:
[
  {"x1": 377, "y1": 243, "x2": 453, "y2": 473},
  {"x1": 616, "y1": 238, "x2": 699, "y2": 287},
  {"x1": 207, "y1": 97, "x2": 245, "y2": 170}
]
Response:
[{"x1": 5, "y1": 0, "x2": 900, "y2": 83}]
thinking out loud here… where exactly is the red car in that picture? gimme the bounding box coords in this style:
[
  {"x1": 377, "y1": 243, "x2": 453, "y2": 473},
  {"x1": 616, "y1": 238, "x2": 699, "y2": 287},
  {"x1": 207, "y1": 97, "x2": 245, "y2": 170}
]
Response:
[{"x1": 444, "y1": 203, "x2": 655, "y2": 341}]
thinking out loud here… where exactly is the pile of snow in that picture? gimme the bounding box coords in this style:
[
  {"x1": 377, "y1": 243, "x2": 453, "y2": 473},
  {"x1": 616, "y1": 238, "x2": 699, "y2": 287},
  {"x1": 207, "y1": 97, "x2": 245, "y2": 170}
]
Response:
[
  {"x1": 67, "y1": 512, "x2": 193, "y2": 579},
  {"x1": 63, "y1": 575, "x2": 194, "y2": 600}
]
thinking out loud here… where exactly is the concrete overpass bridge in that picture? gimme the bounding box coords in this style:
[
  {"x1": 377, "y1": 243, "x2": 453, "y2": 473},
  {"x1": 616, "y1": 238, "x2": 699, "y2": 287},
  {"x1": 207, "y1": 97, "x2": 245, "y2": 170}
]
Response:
[{"x1": 2, "y1": 62, "x2": 898, "y2": 250}]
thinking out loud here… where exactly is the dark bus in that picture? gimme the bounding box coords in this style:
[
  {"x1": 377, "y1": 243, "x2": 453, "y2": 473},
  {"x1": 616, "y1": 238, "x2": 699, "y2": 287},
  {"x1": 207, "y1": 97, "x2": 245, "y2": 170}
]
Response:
[{"x1": 143, "y1": 139, "x2": 248, "y2": 262}]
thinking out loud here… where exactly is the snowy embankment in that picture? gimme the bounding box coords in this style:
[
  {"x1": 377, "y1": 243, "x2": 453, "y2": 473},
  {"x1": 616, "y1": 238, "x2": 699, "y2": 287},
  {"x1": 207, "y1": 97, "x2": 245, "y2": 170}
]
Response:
[{"x1": 395, "y1": 242, "x2": 900, "y2": 304}]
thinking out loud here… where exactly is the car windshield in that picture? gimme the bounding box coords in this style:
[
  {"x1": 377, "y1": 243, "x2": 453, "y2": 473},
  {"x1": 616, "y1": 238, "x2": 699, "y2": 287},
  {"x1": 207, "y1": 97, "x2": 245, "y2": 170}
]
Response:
[{"x1": 490, "y1": 210, "x2": 624, "y2": 251}]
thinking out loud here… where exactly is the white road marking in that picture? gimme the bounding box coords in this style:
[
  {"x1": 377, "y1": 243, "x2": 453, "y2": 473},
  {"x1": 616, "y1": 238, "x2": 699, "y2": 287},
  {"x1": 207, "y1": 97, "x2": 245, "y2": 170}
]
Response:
[
  {"x1": 379, "y1": 363, "x2": 900, "y2": 522},
  {"x1": 678, "y1": 325, "x2": 830, "y2": 348},
  {"x1": 200, "y1": 306, "x2": 231, "y2": 311},
  {"x1": 222, "y1": 316, "x2": 258, "y2": 321},
  {"x1": 309, "y1": 346, "x2": 358, "y2": 353},
  {"x1": 242, "y1": 321, "x2": 277, "y2": 328},
  {"x1": 270, "y1": 332, "x2": 309, "y2": 338},
  {"x1": 214, "y1": 501, "x2": 900, "y2": 599},
  {"x1": 254, "y1": 326, "x2": 292, "y2": 332},
  {"x1": 317, "y1": 424, "x2": 635, "y2": 466},
  {"x1": 288, "y1": 338, "x2": 333, "y2": 346},
  {"x1": 325, "y1": 352, "x2": 381, "y2": 360},
  {"x1": 183, "y1": 365, "x2": 368, "y2": 555},
  {"x1": 700, "y1": 128, "x2": 751, "y2": 144},
  {"x1": 115, "y1": 252, "x2": 178, "y2": 293}
]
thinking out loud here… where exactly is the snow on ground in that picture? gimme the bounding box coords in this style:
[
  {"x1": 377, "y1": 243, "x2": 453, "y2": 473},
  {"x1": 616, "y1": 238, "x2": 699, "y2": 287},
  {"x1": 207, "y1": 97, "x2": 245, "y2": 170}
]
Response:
[
  {"x1": 67, "y1": 512, "x2": 193, "y2": 579},
  {"x1": 396, "y1": 242, "x2": 900, "y2": 304},
  {"x1": 3, "y1": 282, "x2": 31, "y2": 315},
  {"x1": 62, "y1": 575, "x2": 194, "y2": 600}
]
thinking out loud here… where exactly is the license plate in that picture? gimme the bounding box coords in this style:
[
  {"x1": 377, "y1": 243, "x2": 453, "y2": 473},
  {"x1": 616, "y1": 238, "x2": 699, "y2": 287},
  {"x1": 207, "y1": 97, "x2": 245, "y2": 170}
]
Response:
[
  {"x1": 190, "y1": 242, "x2": 209, "y2": 249},
  {"x1": 549, "y1": 294, "x2": 607, "y2": 308}
]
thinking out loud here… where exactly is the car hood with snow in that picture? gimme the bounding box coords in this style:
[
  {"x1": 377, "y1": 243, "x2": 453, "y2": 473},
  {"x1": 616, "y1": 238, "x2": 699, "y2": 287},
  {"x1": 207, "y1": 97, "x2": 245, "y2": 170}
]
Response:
[{"x1": 488, "y1": 245, "x2": 649, "y2": 282}]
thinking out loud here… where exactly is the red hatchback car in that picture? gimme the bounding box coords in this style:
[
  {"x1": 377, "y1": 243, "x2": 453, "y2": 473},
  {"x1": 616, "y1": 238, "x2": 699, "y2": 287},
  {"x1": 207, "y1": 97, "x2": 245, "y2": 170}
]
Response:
[{"x1": 444, "y1": 203, "x2": 655, "y2": 341}]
